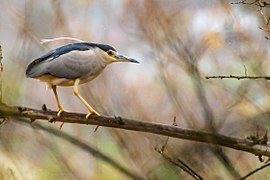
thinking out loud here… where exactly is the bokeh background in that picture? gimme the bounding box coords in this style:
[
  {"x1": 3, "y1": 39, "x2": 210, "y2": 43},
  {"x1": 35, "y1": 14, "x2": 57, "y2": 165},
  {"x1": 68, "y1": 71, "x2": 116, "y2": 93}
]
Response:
[{"x1": 1, "y1": 0, "x2": 270, "y2": 179}]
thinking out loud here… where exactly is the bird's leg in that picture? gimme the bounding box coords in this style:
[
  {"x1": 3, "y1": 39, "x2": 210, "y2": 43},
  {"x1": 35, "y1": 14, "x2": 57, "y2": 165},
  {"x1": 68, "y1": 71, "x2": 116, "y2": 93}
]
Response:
[
  {"x1": 73, "y1": 79, "x2": 100, "y2": 118},
  {"x1": 52, "y1": 85, "x2": 64, "y2": 117}
]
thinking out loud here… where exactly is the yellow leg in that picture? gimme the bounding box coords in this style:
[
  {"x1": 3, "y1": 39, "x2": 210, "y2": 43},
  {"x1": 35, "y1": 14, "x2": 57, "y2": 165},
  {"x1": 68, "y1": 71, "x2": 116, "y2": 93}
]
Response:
[
  {"x1": 73, "y1": 79, "x2": 100, "y2": 118},
  {"x1": 52, "y1": 85, "x2": 64, "y2": 117}
]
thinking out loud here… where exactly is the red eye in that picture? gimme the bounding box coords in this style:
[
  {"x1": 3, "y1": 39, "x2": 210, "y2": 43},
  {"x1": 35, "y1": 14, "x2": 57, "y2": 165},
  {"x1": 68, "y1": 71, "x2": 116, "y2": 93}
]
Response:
[{"x1": 107, "y1": 50, "x2": 114, "y2": 56}]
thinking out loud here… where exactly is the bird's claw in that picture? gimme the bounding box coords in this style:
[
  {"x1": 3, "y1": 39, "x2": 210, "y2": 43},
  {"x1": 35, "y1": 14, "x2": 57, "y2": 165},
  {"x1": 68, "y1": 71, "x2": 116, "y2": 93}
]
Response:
[
  {"x1": 57, "y1": 109, "x2": 64, "y2": 117},
  {"x1": 85, "y1": 111, "x2": 100, "y2": 119},
  {"x1": 85, "y1": 111, "x2": 100, "y2": 132},
  {"x1": 56, "y1": 109, "x2": 66, "y2": 129}
]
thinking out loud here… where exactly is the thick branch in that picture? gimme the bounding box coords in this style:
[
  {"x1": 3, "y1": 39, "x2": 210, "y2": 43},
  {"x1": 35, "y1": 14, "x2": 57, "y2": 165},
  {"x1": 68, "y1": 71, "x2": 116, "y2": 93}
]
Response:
[{"x1": 1, "y1": 104, "x2": 270, "y2": 157}]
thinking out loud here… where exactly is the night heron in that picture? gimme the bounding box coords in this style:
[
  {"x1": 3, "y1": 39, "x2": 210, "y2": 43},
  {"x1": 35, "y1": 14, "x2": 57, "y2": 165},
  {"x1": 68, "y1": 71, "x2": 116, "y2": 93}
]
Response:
[{"x1": 26, "y1": 42, "x2": 139, "y2": 118}]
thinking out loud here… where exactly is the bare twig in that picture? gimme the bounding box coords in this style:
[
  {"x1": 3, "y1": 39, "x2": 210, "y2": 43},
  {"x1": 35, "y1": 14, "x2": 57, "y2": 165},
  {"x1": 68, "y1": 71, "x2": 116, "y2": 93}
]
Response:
[
  {"x1": 1, "y1": 104, "x2": 270, "y2": 157},
  {"x1": 231, "y1": 0, "x2": 258, "y2": 5},
  {"x1": 231, "y1": 0, "x2": 270, "y2": 7},
  {"x1": 240, "y1": 163, "x2": 270, "y2": 179},
  {"x1": 231, "y1": 0, "x2": 270, "y2": 39},
  {"x1": 205, "y1": 75, "x2": 270, "y2": 80}
]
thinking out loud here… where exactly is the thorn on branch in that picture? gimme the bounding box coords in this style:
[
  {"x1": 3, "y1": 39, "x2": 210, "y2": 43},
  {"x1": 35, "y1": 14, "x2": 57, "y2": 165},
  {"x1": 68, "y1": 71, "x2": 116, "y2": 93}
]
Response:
[
  {"x1": 17, "y1": 106, "x2": 28, "y2": 113},
  {"x1": 48, "y1": 116, "x2": 55, "y2": 123},
  {"x1": 94, "y1": 125, "x2": 100, "y2": 132},
  {"x1": 42, "y1": 104, "x2": 47, "y2": 111},
  {"x1": 244, "y1": 65, "x2": 248, "y2": 76},
  {"x1": 246, "y1": 127, "x2": 268, "y2": 162},
  {"x1": 172, "y1": 116, "x2": 178, "y2": 126},
  {"x1": 115, "y1": 116, "x2": 125, "y2": 125},
  {"x1": 246, "y1": 127, "x2": 268, "y2": 145},
  {"x1": 59, "y1": 122, "x2": 64, "y2": 129},
  {"x1": 30, "y1": 118, "x2": 36, "y2": 123}
]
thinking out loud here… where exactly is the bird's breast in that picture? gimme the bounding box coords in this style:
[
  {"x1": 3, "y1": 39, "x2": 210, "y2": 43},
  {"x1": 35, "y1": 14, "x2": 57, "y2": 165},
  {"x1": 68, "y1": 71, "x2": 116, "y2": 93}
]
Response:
[{"x1": 35, "y1": 73, "x2": 101, "y2": 87}]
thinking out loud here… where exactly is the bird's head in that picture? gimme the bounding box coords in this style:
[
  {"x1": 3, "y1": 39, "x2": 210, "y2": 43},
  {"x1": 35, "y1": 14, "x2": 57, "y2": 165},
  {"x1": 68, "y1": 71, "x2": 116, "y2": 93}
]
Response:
[
  {"x1": 94, "y1": 43, "x2": 139, "y2": 64},
  {"x1": 105, "y1": 49, "x2": 139, "y2": 64}
]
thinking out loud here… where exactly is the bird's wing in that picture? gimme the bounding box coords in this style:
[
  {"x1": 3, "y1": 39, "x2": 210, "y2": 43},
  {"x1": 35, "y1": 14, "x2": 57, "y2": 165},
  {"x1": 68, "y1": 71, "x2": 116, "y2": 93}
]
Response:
[
  {"x1": 26, "y1": 42, "x2": 115, "y2": 78},
  {"x1": 26, "y1": 42, "x2": 93, "y2": 78},
  {"x1": 45, "y1": 49, "x2": 100, "y2": 79}
]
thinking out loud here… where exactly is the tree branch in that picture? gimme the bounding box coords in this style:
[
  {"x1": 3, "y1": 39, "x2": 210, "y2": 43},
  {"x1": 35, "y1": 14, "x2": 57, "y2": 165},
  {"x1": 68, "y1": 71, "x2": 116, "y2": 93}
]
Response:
[
  {"x1": 1, "y1": 103, "x2": 270, "y2": 157},
  {"x1": 205, "y1": 75, "x2": 270, "y2": 80}
]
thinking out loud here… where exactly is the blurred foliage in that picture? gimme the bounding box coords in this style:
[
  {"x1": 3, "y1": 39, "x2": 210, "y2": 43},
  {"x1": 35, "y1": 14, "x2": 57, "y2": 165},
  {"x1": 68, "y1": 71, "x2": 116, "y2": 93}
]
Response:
[{"x1": 1, "y1": 0, "x2": 270, "y2": 179}]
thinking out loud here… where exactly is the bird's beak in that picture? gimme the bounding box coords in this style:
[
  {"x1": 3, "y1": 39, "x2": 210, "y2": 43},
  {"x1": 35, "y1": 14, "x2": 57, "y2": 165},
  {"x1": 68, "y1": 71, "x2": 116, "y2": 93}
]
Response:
[{"x1": 114, "y1": 54, "x2": 139, "y2": 63}]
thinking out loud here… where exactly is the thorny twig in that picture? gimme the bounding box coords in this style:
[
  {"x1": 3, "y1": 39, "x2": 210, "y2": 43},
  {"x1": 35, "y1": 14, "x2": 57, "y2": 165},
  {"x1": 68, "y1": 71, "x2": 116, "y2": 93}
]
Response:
[
  {"x1": 231, "y1": 0, "x2": 270, "y2": 7},
  {"x1": 205, "y1": 75, "x2": 270, "y2": 80},
  {"x1": 231, "y1": 0, "x2": 270, "y2": 39}
]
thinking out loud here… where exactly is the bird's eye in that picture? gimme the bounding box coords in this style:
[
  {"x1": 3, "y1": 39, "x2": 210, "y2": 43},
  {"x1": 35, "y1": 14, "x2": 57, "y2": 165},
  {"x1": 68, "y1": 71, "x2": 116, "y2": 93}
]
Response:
[{"x1": 107, "y1": 50, "x2": 114, "y2": 56}]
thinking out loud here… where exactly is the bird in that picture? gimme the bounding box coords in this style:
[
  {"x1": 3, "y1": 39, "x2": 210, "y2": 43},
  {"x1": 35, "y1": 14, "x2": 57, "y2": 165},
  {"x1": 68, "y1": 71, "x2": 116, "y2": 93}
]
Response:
[{"x1": 26, "y1": 42, "x2": 139, "y2": 119}]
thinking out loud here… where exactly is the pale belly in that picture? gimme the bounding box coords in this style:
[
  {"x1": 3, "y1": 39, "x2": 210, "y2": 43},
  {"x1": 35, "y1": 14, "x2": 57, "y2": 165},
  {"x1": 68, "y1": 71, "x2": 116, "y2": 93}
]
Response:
[{"x1": 36, "y1": 74, "x2": 96, "y2": 87}]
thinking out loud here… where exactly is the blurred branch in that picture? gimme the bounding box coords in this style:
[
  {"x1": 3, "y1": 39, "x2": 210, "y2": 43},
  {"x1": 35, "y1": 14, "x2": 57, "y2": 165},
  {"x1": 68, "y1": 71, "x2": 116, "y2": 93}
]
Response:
[
  {"x1": 205, "y1": 75, "x2": 270, "y2": 80},
  {"x1": 14, "y1": 118, "x2": 143, "y2": 180},
  {"x1": 0, "y1": 45, "x2": 3, "y2": 102},
  {"x1": 240, "y1": 162, "x2": 270, "y2": 179},
  {"x1": 1, "y1": 104, "x2": 270, "y2": 158},
  {"x1": 155, "y1": 148, "x2": 203, "y2": 180},
  {"x1": 211, "y1": 147, "x2": 241, "y2": 179},
  {"x1": 156, "y1": 122, "x2": 203, "y2": 180}
]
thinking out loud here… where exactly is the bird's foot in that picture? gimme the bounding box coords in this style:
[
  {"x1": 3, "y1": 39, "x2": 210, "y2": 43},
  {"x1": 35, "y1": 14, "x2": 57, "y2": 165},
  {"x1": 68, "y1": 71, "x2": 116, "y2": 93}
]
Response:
[
  {"x1": 57, "y1": 108, "x2": 67, "y2": 117},
  {"x1": 85, "y1": 111, "x2": 100, "y2": 132},
  {"x1": 57, "y1": 108, "x2": 67, "y2": 129},
  {"x1": 85, "y1": 111, "x2": 100, "y2": 119}
]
